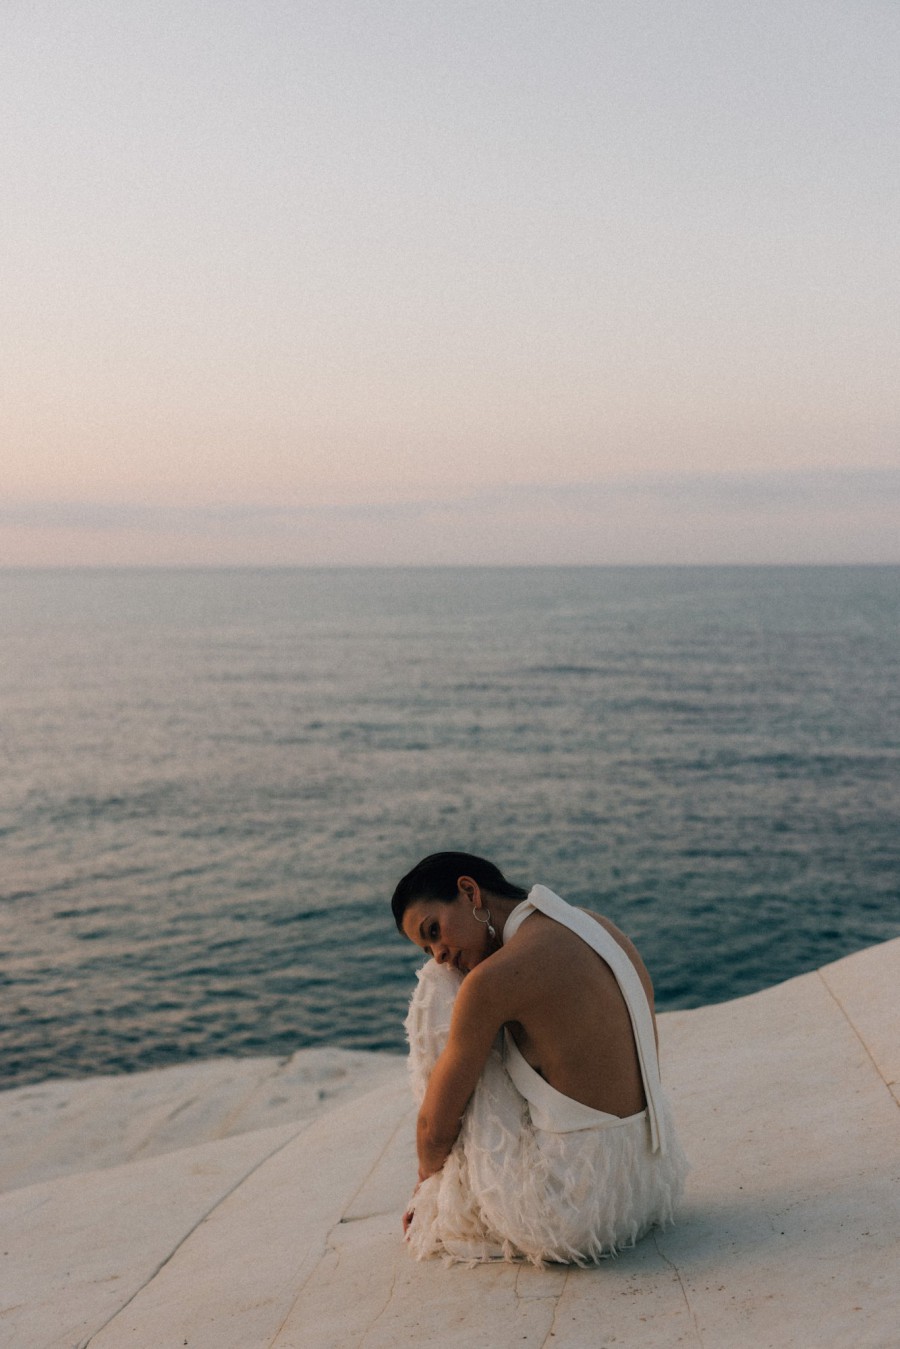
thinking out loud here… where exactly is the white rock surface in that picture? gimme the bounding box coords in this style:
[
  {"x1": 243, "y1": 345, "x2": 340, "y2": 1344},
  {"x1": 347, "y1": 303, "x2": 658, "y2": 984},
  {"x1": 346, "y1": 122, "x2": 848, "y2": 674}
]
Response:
[
  {"x1": 1, "y1": 939, "x2": 898, "y2": 1349},
  {"x1": 0, "y1": 1048, "x2": 404, "y2": 1194}
]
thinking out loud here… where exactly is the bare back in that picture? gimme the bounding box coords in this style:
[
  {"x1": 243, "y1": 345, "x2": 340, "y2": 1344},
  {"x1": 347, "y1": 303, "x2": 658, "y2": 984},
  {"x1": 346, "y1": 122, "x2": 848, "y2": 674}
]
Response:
[{"x1": 500, "y1": 908, "x2": 656, "y2": 1118}]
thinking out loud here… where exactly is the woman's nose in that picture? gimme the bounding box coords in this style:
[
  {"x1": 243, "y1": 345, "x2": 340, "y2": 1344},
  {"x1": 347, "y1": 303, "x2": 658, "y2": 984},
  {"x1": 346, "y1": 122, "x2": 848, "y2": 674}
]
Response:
[{"x1": 435, "y1": 944, "x2": 450, "y2": 964}]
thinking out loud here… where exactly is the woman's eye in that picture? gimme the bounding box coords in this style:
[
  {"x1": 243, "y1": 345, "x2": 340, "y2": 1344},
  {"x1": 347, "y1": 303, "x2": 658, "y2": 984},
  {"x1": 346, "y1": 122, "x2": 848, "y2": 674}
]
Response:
[{"x1": 429, "y1": 923, "x2": 439, "y2": 940}]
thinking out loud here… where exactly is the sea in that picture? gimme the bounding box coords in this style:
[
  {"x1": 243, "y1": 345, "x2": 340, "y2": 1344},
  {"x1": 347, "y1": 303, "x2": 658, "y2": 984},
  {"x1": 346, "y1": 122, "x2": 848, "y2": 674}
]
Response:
[{"x1": 2, "y1": 566, "x2": 898, "y2": 1091}]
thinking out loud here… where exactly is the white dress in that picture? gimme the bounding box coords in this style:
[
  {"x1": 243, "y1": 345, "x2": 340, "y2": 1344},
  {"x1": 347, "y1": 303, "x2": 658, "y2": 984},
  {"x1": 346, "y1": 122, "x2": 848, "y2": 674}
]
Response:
[{"x1": 404, "y1": 885, "x2": 688, "y2": 1265}]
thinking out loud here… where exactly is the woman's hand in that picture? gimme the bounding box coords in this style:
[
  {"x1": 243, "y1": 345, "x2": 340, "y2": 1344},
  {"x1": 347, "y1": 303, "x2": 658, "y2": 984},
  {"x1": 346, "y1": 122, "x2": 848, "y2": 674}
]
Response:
[{"x1": 402, "y1": 1179, "x2": 421, "y2": 1237}]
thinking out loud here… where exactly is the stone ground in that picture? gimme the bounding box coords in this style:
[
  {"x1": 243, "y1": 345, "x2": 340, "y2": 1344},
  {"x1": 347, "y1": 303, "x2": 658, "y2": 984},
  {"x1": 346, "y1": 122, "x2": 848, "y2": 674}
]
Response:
[{"x1": 1, "y1": 937, "x2": 898, "y2": 1349}]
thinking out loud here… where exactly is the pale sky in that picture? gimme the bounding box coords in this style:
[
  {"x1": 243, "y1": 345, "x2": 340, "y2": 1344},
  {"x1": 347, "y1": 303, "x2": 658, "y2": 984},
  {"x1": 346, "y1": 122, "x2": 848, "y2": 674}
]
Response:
[{"x1": 3, "y1": 1, "x2": 898, "y2": 565}]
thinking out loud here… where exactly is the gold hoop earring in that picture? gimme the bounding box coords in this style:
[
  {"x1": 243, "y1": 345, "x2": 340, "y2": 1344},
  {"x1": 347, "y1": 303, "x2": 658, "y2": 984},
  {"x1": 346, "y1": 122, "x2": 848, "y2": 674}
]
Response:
[{"x1": 472, "y1": 906, "x2": 497, "y2": 941}]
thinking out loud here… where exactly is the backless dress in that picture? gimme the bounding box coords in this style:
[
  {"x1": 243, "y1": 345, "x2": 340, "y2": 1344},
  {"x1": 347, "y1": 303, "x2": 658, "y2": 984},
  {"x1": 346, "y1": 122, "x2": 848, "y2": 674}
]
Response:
[{"x1": 404, "y1": 885, "x2": 688, "y2": 1264}]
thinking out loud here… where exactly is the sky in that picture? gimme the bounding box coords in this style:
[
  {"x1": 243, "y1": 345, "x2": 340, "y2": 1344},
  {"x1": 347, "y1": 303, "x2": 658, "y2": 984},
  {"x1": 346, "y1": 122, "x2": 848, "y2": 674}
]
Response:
[{"x1": 3, "y1": 0, "x2": 898, "y2": 566}]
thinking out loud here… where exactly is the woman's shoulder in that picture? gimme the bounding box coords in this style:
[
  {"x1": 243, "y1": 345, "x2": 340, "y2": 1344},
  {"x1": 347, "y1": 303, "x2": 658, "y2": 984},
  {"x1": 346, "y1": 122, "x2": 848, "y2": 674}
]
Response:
[
  {"x1": 472, "y1": 911, "x2": 590, "y2": 1001},
  {"x1": 504, "y1": 903, "x2": 622, "y2": 951},
  {"x1": 502, "y1": 904, "x2": 656, "y2": 1012}
]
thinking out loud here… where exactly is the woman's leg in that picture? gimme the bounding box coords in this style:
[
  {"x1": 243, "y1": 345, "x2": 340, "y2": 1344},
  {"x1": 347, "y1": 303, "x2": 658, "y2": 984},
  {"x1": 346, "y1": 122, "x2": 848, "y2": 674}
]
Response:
[
  {"x1": 403, "y1": 962, "x2": 540, "y2": 1261},
  {"x1": 404, "y1": 959, "x2": 461, "y2": 1108}
]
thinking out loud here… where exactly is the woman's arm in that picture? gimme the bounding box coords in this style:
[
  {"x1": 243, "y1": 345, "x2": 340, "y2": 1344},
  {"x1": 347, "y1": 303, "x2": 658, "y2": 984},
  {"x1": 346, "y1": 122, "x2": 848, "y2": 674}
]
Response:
[{"x1": 415, "y1": 963, "x2": 509, "y2": 1179}]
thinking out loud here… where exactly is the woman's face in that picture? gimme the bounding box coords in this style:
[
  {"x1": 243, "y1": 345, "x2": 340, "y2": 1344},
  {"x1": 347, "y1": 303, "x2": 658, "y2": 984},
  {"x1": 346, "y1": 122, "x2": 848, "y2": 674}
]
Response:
[{"x1": 401, "y1": 891, "x2": 491, "y2": 975}]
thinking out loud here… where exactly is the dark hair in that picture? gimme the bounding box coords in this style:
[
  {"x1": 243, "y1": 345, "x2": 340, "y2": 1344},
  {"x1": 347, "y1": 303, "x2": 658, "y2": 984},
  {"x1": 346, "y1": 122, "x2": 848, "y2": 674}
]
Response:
[{"x1": 391, "y1": 851, "x2": 528, "y2": 933}]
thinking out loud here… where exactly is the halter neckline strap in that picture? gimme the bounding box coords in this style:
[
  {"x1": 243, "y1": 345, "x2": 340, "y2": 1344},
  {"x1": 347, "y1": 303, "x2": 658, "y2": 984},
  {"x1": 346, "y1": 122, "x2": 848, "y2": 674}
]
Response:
[{"x1": 501, "y1": 885, "x2": 667, "y2": 1154}]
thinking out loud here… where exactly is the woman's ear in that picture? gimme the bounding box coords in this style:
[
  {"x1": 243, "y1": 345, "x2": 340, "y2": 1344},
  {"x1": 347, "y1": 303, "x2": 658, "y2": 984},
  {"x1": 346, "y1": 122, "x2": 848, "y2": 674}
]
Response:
[{"x1": 457, "y1": 875, "x2": 479, "y2": 906}]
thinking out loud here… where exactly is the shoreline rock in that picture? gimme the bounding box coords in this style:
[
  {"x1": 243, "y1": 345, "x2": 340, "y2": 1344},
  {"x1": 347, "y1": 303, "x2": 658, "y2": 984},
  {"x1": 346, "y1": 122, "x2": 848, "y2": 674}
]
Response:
[
  {"x1": 1, "y1": 938, "x2": 897, "y2": 1348},
  {"x1": 0, "y1": 1047, "x2": 404, "y2": 1194}
]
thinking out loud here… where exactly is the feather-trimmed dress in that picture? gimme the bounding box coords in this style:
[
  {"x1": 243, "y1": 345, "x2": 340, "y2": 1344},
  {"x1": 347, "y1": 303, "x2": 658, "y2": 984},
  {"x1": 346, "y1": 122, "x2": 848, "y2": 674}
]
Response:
[{"x1": 404, "y1": 885, "x2": 688, "y2": 1265}]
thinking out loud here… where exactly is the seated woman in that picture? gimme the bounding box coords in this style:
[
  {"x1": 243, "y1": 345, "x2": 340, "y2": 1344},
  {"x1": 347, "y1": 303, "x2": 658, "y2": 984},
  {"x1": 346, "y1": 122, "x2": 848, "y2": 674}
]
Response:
[{"x1": 392, "y1": 852, "x2": 688, "y2": 1265}]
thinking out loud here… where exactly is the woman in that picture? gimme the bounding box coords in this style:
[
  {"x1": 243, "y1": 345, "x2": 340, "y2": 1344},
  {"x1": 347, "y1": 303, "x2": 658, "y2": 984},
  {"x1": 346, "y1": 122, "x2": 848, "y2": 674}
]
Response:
[{"x1": 392, "y1": 851, "x2": 688, "y2": 1264}]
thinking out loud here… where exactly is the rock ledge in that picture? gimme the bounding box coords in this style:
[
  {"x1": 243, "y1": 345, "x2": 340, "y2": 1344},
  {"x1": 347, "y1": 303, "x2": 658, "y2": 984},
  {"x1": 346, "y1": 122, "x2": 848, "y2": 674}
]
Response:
[{"x1": 1, "y1": 938, "x2": 898, "y2": 1348}]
